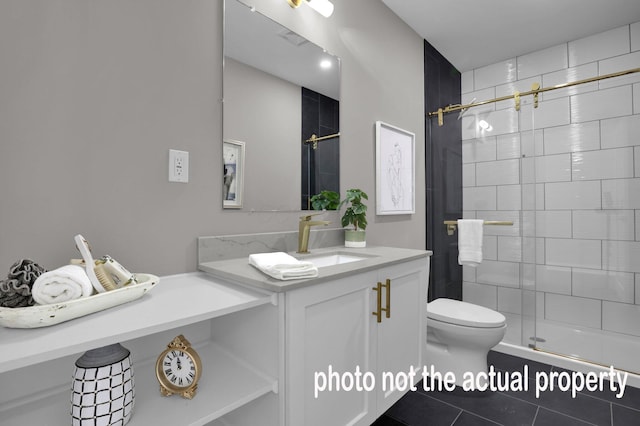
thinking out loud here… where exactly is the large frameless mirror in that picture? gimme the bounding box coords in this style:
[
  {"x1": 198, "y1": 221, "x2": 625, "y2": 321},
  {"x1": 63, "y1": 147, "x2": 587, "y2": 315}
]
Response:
[{"x1": 223, "y1": 0, "x2": 340, "y2": 210}]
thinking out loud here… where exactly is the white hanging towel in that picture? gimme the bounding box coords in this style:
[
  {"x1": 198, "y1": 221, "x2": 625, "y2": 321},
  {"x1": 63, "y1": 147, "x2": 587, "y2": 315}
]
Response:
[{"x1": 457, "y1": 219, "x2": 484, "y2": 267}]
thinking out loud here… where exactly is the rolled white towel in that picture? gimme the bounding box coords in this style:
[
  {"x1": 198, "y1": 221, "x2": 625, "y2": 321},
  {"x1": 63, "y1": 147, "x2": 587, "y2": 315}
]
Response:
[
  {"x1": 32, "y1": 264, "x2": 94, "y2": 305},
  {"x1": 249, "y1": 252, "x2": 318, "y2": 280}
]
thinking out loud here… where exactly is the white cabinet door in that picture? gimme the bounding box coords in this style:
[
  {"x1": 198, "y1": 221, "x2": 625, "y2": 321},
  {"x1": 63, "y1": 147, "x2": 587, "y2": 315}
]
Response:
[
  {"x1": 285, "y1": 258, "x2": 428, "y2": 426},
  {"x1": 375, "y1": 260, "x2": 427, "y2": 414},
  {"x1": 286, "y1": 270, "x2": 378, "y2": 426}
]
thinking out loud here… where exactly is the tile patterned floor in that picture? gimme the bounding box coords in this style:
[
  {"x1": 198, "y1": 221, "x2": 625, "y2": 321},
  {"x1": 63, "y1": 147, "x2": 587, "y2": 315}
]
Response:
[{"x1": 372, "y1": 351, "x2": 640, "y2": 426}]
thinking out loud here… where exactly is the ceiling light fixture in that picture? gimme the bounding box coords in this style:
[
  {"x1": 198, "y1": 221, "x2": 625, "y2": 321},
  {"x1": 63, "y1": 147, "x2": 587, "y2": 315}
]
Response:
[{"x1": 287, "y1": 0, "x2": 334, "y2": 18}]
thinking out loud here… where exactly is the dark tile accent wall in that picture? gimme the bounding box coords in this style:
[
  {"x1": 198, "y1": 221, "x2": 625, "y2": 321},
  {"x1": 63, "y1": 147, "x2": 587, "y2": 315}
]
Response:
[
  {"x1": 424, "y1": 40, "x2": 463, "y2": 301},
  {"x1": 301, "y1": 87, "x2": 340, "y2": 209}
]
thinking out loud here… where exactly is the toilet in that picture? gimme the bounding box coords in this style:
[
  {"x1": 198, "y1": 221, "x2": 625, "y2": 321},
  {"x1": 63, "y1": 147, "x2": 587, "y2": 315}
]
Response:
[{"x1": 426, "y1": 298, "x2": 506, "y2": 387}]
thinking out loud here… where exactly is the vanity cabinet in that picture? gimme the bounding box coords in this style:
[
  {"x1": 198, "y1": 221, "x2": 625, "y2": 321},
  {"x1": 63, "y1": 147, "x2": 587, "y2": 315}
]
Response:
[
  {"x1": 0, "y1": 273, "x2": 282, "y2": 426},
  {"x1": 285, "y1": 258, "x2": 427, "y2": 426}
]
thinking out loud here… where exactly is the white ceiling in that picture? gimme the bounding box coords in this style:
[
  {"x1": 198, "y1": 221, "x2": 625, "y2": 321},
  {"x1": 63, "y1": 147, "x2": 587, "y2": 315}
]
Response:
[
  {"x1": 381, "y1": 0, "x2": 640, "y2": 72},
  {"x1": 226, "y1": 0, "x2": 340, "y2": 99}
]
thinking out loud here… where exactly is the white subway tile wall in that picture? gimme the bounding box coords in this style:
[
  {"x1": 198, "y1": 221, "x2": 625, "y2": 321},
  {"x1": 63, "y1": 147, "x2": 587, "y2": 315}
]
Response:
[
  {"x1": 474, "y1": 59, "x2": 517, "y2": 90},
  {"x1": 535, "y1": 211, "x2": 572, "y2": 238},
  {"x1": 601, "y1": 115, "x2": 640, "y2": 149},
  {"x1": 570, "y1": 85, "x2": 633, "y2": 123},
  {"x1": 632, "y1": 22, "x2": 640, "y2": 52},
  {"x1": 542, "y1": 63, "x2": 598, "y2": 101},
  {"x1": 602, "y1": 301, "x2": 640, "y2": 336},
  {"x1": 476, "y1": 260, "x2": 520, "y2": 287},
  {"x1": 497, "y1": 287, "x2": 522, "y2": 314},
  {"x1": 461, "y1": 21, "x2": 640, "y2": 346},
  {"x1": 517, "y1": 44, "x2": 568, "y2": 80},
  {"x1": 496, "y1": 133, "x2": 521, "y2": 160},
  {"x1": 572, "y1": 268, "x2": 635, "y2": 303},
  {"x1": 598, "y1": 51, "x2": 640, "y2": 89},
  {"x1": 483, "y1": 236, "x2": 498, "y2": 261},
  {"x1": 545, "y1": 181, "x2": 601, "y2": 210},
  {"x1": 462, "y1": 281, "x2": 497, "y2": 309},
  {"x1": 521, "y1": 97, "x2": 571, "y2": 131},
  {"x1": 545, "y1": 238, "x2": 602, "y2": 269},
  {"x1": 567, "y1": 26, "x2": 630, "y2": 67},
  {"x1": 543, "y1": 121, "x2": 600, "y2": 155},
  {"x1": 571, "y1": 147, "x2": 634, "y2": 180},
  {"x1": 535, "y1": 265, "x2": 572, "y2": 295},
  {"x1": 476, "y1": 159, "x2": 520, "y2": 186},
  {"x1": 602, "y1": 178, "x2": 640, "y2": 209},
  {"x1": 545, "y1": 293, "x2": 602, "y2": 329}
]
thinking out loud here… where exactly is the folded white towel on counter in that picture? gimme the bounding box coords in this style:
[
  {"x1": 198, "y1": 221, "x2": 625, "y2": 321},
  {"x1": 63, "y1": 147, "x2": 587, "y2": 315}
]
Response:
[
  {"x1": 249, "y1": 252, "x2": 318, "y2": 281},
  {"x1": 457, "y1": 219, "x2": 484, "y2": 267},
  {"x1": 32, "y1": 264, "x2": 94, "y2": 305}
]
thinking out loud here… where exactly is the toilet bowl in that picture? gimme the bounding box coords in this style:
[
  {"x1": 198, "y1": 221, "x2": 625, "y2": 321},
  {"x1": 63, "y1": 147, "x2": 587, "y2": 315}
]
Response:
[{"x1": 426, "y1": 298, "x2": 506, "y2": 387}]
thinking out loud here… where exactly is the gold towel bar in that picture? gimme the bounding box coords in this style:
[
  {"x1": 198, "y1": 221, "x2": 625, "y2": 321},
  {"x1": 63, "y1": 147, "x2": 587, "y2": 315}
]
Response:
[{"x1": 444, "y1": 220, "x2": 514, "y2": 236}]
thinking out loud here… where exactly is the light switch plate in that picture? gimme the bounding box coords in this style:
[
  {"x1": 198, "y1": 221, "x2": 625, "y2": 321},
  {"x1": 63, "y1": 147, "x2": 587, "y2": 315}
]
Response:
[{"x1": 169, "y1": 149, "x2": 189, "y2": 183}]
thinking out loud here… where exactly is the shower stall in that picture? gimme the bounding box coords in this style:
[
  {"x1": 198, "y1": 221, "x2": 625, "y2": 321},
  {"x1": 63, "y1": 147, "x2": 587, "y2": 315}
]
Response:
[{"x1": 447, "y1": 63, "x2": 640, "y2": 375}]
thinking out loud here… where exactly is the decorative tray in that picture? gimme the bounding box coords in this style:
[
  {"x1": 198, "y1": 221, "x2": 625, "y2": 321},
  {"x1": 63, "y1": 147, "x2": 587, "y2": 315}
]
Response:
[{"x1": 0, "y1": 273, "x2": 159, "y2": 329}]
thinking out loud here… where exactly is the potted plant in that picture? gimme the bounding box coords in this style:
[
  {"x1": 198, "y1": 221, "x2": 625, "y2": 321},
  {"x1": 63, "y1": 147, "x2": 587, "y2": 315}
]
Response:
[
  {"x1": 339, "y1": 188, "x2": 368, "y2": 247},
  {"x1": 310, "y1": 190, "x2": 340, "y2": 211}
]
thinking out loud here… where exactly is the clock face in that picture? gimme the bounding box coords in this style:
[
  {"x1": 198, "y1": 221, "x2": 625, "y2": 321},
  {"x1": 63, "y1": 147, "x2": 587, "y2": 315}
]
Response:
[{"x1": 162, "y1": 349, "x2": 197, "y2": 388}]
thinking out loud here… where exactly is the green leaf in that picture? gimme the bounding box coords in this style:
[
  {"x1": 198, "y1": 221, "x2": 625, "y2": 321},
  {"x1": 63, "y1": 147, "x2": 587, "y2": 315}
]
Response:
[
  {"x1": 339, "y1": 188, "x2": 368, "y2": 230},
  {"x1": 310, "y1": 190, "x2": 340, "y2": 210}
]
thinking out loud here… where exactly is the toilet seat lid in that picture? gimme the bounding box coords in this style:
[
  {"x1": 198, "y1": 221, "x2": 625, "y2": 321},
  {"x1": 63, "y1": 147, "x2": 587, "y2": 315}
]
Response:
[{"x1": 427, "y1": 298, "x2": 506, "y2": 328}]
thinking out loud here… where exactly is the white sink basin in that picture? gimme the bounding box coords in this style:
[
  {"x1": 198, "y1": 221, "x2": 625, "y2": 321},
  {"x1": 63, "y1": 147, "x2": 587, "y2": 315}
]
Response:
[{"x1": 303, "y1": 253, "x2": 369, "y2": 268}]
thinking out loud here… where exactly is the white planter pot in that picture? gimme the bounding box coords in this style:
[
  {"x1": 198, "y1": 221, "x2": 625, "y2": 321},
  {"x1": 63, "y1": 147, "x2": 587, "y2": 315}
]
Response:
[{"x1": 345, "y1": 230, "x2": 366, "y2": 248}]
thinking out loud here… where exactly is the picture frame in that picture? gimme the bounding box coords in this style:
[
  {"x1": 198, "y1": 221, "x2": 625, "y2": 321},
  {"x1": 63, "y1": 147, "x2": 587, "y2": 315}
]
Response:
[
  {"x1": 223, "y1": 139, "x2": 245, "y2": 209},
  {"x1": 375, "y1": 121, "x2": 415, "y2": 215}
]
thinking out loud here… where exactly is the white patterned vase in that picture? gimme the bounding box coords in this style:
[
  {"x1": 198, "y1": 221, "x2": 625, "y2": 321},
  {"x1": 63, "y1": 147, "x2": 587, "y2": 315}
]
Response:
[{"x1": 71, "y1": 343, "x2": 135, "y2": 426}]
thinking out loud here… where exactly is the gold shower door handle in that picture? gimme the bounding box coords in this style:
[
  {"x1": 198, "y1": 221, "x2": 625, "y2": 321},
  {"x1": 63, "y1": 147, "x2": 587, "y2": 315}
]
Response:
[{"x1": 372, "y1": 282, "x2": 383, "y2": 323}]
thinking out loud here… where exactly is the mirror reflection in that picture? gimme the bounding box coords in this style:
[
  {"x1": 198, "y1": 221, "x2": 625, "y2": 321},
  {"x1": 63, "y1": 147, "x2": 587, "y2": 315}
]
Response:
[{"x1": 223, "y1": 0, "x2": 340, "y2": 210}]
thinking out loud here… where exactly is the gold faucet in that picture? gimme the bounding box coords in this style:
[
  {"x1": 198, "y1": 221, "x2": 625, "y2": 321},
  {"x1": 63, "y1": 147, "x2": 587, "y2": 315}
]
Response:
[{"x1": 297, "y1": 213, "x2": 330, "y2": 253}]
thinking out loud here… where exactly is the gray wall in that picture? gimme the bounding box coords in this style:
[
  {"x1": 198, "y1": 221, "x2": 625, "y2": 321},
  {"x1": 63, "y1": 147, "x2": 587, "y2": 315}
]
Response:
[
  {"x1": 224, "y1": 58, "x2": 301, "y2": 211},
  {"x1": 0, "y1": 0, "x2": 425, "y2": 276}
]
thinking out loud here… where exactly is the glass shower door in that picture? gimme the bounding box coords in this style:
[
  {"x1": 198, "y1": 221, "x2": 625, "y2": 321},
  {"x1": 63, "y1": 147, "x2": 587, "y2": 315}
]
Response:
[{"x1": 527, "y1": 74, "x2": 640, "y2": 374}]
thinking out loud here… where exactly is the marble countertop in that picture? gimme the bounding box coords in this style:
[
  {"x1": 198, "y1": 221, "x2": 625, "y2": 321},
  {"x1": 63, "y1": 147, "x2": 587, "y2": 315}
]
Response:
[{"x1": 198, "y1": 245, "x2": 432, "y2": 292}]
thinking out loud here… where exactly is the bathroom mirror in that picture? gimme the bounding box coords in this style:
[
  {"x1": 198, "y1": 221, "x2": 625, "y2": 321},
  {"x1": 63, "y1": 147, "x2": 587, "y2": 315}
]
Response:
[{"x1": 223, "y1": 0, "x2": 340, "y2": 210}]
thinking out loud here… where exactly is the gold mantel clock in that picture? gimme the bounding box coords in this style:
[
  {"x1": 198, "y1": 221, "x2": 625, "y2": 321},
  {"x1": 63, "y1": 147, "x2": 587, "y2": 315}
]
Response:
[{"x1": 155, "y1": 334, "x2": 202, "y2": 399}]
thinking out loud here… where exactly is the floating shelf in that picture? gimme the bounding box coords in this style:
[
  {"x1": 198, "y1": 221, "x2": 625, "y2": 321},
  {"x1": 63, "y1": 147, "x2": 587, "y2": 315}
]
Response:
[
  {"x1": 0, "y1": 341, "x2": 276, "y2": 426},
  {"x1": 0, "y1": 273, "x2": 278, "y2": 426},
  {"x1": 0, "y1": 273, "x2": 273, "y2": 373}
]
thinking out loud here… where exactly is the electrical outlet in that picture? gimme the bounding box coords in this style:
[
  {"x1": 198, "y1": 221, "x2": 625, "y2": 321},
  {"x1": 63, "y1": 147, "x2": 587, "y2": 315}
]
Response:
[{"x1": 169, "y1": 149, "x2": 189, "y2": 183}]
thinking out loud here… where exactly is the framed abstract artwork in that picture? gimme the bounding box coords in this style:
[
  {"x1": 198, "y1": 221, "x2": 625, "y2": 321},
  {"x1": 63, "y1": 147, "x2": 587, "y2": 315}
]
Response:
[{"x1": 375, "y1": 121, "x2": 415, "y2": 215}]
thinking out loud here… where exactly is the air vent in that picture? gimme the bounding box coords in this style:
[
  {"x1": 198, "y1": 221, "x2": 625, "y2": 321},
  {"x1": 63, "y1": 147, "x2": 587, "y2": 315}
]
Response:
[{"x1": 278, "y1": 29, "x2": 309, "y2": 47}]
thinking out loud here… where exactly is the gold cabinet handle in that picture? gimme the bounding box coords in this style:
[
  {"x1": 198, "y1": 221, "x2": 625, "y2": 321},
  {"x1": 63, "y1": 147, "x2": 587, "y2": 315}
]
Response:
[
  {"x1": 372, "y1": 282, "x2": 382, "y2": 323},
  {"x1": 373, "y1": 279, "x2": 391, "y2": 323},
  {"x1": 384, "y1": 279, "x2": 391, "y2": 319}
]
